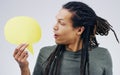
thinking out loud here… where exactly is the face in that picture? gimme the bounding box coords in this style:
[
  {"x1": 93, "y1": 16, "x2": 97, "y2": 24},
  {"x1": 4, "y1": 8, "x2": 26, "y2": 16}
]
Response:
[{"x1": 53, "y1": 8, "x2": 81, "y2": 45}]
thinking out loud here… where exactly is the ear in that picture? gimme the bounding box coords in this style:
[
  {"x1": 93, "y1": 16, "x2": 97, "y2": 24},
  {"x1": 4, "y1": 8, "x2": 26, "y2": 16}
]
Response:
[
  {"x1": 93, "y1": 25, "x2": 96, "y2": 36},
  {"x1": 77, "y1": 26, "x2": 85, "y2": 35}
]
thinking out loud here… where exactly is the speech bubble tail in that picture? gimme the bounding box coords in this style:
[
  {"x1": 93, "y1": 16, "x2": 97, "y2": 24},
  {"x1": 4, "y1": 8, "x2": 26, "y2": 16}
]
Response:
[{"x1": 27, "y1": 44, "x2": 34, "y2": 55}]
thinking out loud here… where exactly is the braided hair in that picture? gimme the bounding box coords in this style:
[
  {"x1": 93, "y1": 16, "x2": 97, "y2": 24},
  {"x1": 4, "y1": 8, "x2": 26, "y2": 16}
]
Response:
[{"x1": 43, "y1": 1, "x2": 119, "y2": 75}]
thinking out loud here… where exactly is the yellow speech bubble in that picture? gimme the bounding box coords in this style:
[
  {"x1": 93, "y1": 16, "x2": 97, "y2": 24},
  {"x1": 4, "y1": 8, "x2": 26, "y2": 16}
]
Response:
[{"x1": 4, "y1": 16, "x2": 42, "y2": 54}]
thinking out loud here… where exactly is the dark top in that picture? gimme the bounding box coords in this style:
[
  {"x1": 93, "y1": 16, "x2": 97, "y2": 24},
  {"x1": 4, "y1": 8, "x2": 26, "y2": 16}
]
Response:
[{"x1": 33, "y1": 45, "x2": 112, "y2": 75}]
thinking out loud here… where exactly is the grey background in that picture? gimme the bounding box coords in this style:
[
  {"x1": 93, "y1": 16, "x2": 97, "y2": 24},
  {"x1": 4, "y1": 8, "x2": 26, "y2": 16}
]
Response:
[{"x1": 0, "y1": 0, "x2": 120, "y2": 75}]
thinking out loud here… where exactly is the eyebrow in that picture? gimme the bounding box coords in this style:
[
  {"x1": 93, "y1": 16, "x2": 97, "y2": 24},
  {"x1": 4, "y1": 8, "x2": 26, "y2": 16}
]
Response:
[{"x1": 55, "y1": 16, "x2": 65, "y2": 21}]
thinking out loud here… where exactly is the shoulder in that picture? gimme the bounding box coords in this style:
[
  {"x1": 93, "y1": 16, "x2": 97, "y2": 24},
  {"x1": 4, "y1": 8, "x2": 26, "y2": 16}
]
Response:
[
  {"x1": 40, "y1": 45, "x2": 57, "y2": 55},
  {"x1": 90, "y1": 47, "x2": 112, "y2": 62},
  {"x1": 92, "y1": 47, "x2": 111, "y2": 55},
  {"x1": 90, "y1": 47, "x2": 112, "y2": 71},
  {"x1": 91, "y1": 47, "x2": 112, "y2": 64},
  {"x1": 37, "y1": 45, "x2": 57, "y2": 62}
]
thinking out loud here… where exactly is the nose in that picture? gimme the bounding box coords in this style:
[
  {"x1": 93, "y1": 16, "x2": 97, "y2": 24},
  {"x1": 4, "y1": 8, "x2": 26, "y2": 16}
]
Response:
[{"x1": 53, "y1": 23, "x2": 58, "y2": 31}]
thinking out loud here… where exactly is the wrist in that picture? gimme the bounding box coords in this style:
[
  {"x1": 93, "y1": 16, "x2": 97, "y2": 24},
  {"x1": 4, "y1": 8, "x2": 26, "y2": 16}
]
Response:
[
  {"x1": 20, "y1": 66, "x2": 30, "y2": 75},
  {"x1": 20, "y1": 65, "x2": 29, "y2": 71}
]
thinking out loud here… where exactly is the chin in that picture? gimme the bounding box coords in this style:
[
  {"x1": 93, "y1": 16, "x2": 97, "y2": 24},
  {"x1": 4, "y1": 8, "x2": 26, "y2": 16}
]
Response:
[
  {"x1": 55, "y1": 40, "x2": 67, "y2": 45},
  {"x1": 55, "y1": 41, "x2": 61, "y2": 44}
]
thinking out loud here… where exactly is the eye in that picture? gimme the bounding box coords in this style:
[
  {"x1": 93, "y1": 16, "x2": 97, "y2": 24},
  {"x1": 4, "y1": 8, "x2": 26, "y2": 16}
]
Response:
[
  {"x1": 61, "y1": 23, "x2": 66, "y2": 25},
  {"x1": 59, "y1": 21, "x2": 66, "y2": 26}
]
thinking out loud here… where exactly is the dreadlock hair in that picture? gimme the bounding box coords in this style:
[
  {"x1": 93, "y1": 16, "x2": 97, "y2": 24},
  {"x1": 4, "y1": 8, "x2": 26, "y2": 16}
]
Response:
[{"x1": 43, "y1": 1, "x2": 119, "y2": 75}]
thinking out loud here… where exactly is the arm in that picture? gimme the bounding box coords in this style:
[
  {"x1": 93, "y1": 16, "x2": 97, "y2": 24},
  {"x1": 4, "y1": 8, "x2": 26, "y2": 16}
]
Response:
[
  {"x1": 13, "y1": 44, "x2": 30, "y2": 75},
  {"x1": 20, "y1": 67, "x2": 30, "y2": 75},
  {"x1": 103, "y1": 49, "x2": 113, "y2": 75},
  {"x1": 33, "y1": 47, "x2": 46, "y2": 75},
  {"x1": 33, "y1": 45, "x2": 56, "y2": 75}
]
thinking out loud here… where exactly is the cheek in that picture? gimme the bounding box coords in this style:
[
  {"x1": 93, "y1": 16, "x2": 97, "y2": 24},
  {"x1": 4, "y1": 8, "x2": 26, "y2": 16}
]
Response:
[
  {"x1": 60, "y1": 26, "x2": 76, "y2": 38},
  {"x1": 60, "y1": 27, "x2": 72, "y2": 37},
  {"x1": 60, "y1": 29, "x2": 76, "y2": 41},
  {"x1": 55, "y1": 25, "x2": 77, "y2": 43}
]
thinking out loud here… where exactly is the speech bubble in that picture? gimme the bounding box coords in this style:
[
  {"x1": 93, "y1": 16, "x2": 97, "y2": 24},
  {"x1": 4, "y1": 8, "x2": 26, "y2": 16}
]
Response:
[{"x1": 4, "y1": 16, "x2": 42, "y2": 55}]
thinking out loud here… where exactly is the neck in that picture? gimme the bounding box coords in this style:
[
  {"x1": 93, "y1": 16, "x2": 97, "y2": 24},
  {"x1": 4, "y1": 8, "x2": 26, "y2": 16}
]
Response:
[{"x1": 66, "y1": 39, "x2": 83, "y2": 52}]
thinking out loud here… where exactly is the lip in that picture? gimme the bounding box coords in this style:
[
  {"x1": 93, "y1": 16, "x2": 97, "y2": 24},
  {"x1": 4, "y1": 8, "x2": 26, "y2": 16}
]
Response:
[{"x1": 54, "y1": 34, "x2": 59, "y2": 38}]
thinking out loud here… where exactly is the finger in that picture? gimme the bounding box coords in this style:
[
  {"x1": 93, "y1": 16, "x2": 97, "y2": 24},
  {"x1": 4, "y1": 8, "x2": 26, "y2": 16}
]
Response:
[
  {"x1": 14, "y1": 44, "x2": 28, "y2": 60},
  {"x1": 21, "y1": 52, "x2": 28, "y2": 62},
  {"x1": 14, "y1": 44, "x2": 29, "y2": 60},
  {"x1": 18, "y1": 51, "x2": 28, "y2": 62},
  {"x1": 13, "y1": 44, "x2": 25, "y2": 57},
  {"x1": 17, "y1": 43, "x2": 25, "y2": 50},
  {"x1": 19, "y1": 44, "x2": 29, "y2": 51},
  {"x1": 14, "y1": 43, "x2": 28, "y2": 56}
]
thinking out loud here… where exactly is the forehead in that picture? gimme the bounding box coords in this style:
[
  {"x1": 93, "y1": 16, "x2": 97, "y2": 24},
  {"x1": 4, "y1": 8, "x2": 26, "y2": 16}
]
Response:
[{"x1": 56, "y1": 8, "x2": 73, "y2": 21}]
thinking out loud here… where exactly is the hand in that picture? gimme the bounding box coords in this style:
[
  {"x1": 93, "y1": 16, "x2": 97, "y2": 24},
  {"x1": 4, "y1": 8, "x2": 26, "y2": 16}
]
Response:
[{"x1": 13, "y1": 43, "x2": 29, "y2": 69}]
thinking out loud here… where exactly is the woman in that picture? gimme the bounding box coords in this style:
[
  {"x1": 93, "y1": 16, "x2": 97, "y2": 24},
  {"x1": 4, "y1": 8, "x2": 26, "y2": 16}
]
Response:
[{"x1": 13, "y1": 1, "x2": 119, "y2": 75}]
